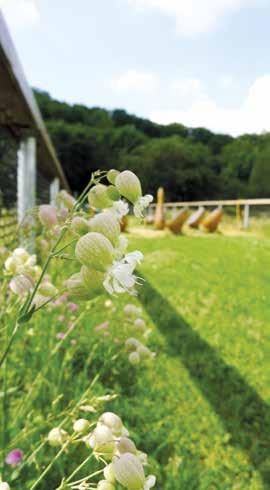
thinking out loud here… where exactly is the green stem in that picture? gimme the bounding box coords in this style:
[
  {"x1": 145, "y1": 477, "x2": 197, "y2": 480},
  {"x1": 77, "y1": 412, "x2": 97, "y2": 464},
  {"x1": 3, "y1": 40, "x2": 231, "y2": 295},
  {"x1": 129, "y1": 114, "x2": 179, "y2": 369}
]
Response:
[
  {"x1": 64, "y1": 453, "x2": 94, "y2": 484},
  {"x1": 30, "y1": 439, "x2": 71, "y2": 490}
]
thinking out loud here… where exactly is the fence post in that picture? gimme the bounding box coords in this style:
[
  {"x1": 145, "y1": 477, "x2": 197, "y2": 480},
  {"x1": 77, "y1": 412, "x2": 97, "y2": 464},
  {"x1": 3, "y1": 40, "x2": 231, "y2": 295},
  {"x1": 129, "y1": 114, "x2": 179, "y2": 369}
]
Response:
[
  {"x1": 50, "y1": 177, "x2": 60, "y2": 205},
  {"x1": 243, "y1": 204, "x2": 250, "y2": 229},
  {"x1": 17, "y1": 137, "x2": 36, "y2": 223}
]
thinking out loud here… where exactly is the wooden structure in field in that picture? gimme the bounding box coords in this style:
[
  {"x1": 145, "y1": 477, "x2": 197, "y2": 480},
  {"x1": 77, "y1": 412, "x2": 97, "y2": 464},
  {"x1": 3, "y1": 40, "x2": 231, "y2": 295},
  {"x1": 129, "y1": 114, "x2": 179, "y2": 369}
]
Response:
[
  {"x1": 150, "y1": 198, "x2": 270, "y2": 229},
  {"x1": 0, "y1": 11, "x2": 69, "y2": 228}
]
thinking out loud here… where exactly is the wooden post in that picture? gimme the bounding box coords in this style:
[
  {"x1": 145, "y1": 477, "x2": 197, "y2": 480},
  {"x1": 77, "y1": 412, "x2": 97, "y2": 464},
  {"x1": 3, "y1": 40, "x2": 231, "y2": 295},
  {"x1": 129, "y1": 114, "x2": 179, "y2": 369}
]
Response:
[
  {"x1": 236, "y1": 201, "x2": 241, "y2": 227},
  {"x1": 50, "y1": 177, "x2": 60, "y2": 204},
  {"x1": 17, "y1": 136, "x2": 36, "y2": 223},
  {"x1": 243, "y1": 204, "x2": 250, "y2": 229}
]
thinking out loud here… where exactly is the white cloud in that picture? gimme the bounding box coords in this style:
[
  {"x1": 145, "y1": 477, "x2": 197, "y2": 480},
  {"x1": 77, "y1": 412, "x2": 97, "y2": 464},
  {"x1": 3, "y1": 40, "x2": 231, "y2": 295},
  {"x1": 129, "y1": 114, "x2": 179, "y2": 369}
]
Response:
[
  {"x1": 128, "y1": 0, "x2": 265, "y2": 36},
  {"x1": 170, "y1": 78, "x2": 204, "y2": 98},
  {"x1": 0, "y1": 0, "x2": 40, "y2": 30},
  {"x1": 150, "y1": 75, "x2": 270, "y2": 136},
  {"x1": 110, "y1": 69, "x2": 159, "y2": 93},
  {"x1": 219, "y1": 75, "x2": 233, "y2": 88}
]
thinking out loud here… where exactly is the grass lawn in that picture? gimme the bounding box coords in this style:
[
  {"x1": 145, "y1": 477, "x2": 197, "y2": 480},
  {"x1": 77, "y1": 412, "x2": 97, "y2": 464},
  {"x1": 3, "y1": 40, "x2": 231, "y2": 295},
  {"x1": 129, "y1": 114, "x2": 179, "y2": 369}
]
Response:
[
  {"x1": 2, "y1": 227, "x2": 270, "y2": 489},
  {"x1": 124, "y1": 229, "x2": 270, "y2": 489}
]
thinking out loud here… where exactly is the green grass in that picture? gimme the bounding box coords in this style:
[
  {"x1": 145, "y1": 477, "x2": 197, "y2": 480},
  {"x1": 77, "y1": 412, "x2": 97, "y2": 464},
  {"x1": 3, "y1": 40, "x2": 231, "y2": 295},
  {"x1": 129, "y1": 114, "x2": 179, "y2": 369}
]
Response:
[{"x1": 1, "y1": 229, "x2": 270, "y2": 489}]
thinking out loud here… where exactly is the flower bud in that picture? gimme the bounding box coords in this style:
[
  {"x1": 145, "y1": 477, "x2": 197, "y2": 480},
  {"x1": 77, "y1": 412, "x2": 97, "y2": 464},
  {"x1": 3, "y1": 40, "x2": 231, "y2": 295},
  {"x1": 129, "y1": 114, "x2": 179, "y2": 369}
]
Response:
[
  {"x1": 115, "y1": 171, "x2": 142, "y2": 204},
  {"x1": 38, "y1": 205, "x2": 58, "y2": 228},
  {"x1": 137, "y1": 345, "x2": 151, "y2": 360},
  {"x1": 99, "y1": 412, "x2": 123, "y2": 436},
  {"x1": 13, "y1": 248, "x2": 29, "y2": 261},
  {"x1": 117, "y1": 437, "x2": 137, "y2": 455},
  {"x1": 65, "y1": 273, "x2": 92, "y2": 300},
  {"x1": 58, "y1": 190, "x2": 75, "y2": 209},
  {"x1": 80, "y1": 266, "x2": 104, "y2": 296},
  {"x1": 97, "y1": 481, "x2": 115, "y2": 490},
  {"x1": 0, "y1": 483, "x2": 10, "y2": 490},
  {"x1": 128, "y1": 352, "x2": 140, "y2": 365},
  {"x1": 73, "y1": 418, "x2": 90, "y2": 433},
  {"x1": 88, "y1": 425, "x2": 115, "y2": 456},
  {"x1": 4, "y1": 256, "x2": 21, "y2": 275},
  {"x1": 89, "y1": 211, "x2": 121, "y2": 246},
  {"x1": 71, "y1": 216, "x2": 90, "y2": 235},
  {"x1": 88, "y1": 184, "x2": 113, "y2": 209},
  {"x1": 75, "y1": 232, "x2": 113, "y2": 271},
  {"x1": 124, "y1": 304, "x2": 142, "y2": 317},
  {"x1": 107, "y1": 185, "x2": 120, "y2": 201},
  {"x1": 112, "y1": 453, "x2": 145, "y2": 490},
  {"x1": 38, "y1": 282, "x2": 57, "y2": 297},
  {"x1": 125, "y1": 338, "x2": 140, "y2": 352},
  {"x1": 104, "y1": 463, "x2": 116, "y2": 482},
  {"x1": 107, "y1": 169, "x2": 120, "y2": 185},
  {"x1": 48, "y1": 427, "x2": 68, "y2": 447},
  {"x1": 134, "y1": 318, "x2": 146, "y2": 330},
  {"x1": 9, "y1": 275, "x2": 34, "y2": 296}
]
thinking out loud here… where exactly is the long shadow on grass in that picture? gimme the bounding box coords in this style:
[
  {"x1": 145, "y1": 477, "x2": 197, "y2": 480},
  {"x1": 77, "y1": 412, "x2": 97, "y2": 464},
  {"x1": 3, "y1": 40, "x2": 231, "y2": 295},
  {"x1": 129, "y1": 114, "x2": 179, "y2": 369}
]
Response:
[{"x1": 139, "y1": 278, "x2": 270, "y2": 487}]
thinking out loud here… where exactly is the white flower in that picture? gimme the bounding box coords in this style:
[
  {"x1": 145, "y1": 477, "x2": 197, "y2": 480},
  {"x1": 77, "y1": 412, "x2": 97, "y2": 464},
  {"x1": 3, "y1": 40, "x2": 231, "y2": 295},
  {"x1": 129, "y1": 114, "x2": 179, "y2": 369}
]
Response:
[
  {"x1": 134, "y1": 195, "x2": 153, "y2": 219},
  {"x1": 111, "y1": 200, "x2": 129, "y2": 219},
  {"x1": 0, "y1": 483, "x2": 11, "y2": 490},
  {"x1": 112, "y1": 453, "x2": 155, "y2": 490},
  {"x1": 103, "y1": 251, "x2": 143, "y2": 295}
]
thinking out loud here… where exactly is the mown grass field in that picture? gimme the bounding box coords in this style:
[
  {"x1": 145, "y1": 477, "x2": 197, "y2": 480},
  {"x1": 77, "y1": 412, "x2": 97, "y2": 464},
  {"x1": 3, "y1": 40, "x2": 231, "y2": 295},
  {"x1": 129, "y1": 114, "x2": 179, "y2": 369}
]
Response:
[{"x1": 2, "y1": 225, "x2": 270, "y2": 489}]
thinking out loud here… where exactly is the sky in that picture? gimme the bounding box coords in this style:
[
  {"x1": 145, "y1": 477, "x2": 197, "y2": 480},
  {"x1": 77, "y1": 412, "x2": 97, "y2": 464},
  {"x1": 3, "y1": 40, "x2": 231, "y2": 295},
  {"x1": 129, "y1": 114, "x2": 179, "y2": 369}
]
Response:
[{"x1": 1, "y1": 0, "x2": 270, "y2": 136}]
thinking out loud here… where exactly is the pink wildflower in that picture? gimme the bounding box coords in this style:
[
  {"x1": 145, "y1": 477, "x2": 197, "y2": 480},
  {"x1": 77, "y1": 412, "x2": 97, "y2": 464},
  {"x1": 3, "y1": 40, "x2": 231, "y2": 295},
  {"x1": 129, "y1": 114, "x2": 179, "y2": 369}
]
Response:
[
  {"x1": 5, "y1": 449, "x2": 23, "y2": 466},
  {"x1": 94, "y1": 321, "x2": 109, "y2": 332}
]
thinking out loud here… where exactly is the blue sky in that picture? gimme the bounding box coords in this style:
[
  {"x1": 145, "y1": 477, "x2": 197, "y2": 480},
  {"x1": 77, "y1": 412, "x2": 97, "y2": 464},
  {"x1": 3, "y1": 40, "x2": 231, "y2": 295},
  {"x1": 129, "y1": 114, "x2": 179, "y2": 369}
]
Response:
[{"x1": 1, "y1": 0, "x2": 270, "y2": 135}]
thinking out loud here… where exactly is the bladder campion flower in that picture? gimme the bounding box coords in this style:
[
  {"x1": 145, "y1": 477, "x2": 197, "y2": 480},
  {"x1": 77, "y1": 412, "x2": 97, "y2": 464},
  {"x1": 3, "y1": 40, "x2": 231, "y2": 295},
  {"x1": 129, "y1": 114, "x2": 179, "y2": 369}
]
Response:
[
  {"x1": 48, "y1": 427, "x2": 68, "y2": 447},
  {"x1": 112, "y1": 453, "x2": 156, "y2": 490},
  {"x1": 38, "y1": 204, "x2": 58, "y2": 228},
  {"x1": 73, "y1": 419, "x2": 90, "y2": 433},
  {"x1": 75, "y1": 232, "x2": 114, "y2": 272},
  {"x1": 88, "y1": 184, "x2": 113, "y2": 209},
  {"x1": 0, "y1": 483, "x2": 11, "y2": 490}
]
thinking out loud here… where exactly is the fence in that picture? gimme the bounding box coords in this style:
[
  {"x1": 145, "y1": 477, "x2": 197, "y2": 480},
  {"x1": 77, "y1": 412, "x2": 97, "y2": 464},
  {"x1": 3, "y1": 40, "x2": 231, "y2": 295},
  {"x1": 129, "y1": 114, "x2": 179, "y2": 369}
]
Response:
[{"x1": 149, "y1": 199, "x2": 270, "y2": 229}]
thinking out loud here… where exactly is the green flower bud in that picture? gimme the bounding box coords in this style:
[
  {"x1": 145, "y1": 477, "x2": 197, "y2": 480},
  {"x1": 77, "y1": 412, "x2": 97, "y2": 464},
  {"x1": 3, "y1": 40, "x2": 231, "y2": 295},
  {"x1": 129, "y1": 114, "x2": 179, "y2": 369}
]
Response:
[
  {"x1": 97, "y1": 480, "x2": 115, "y2": 490},
  {"x1": 58, "y1": 190, "x2": 75, "y2": 209},
  {"x1": 88, "y1": 425, "x2": 115, "y2": 457},
  {"x1": 89, "y1": 211, "x2": 120, "y2": 246},
  {"x1": 112, "y1": 453, "x2": 145, "y2": 490},
  {"x1": 88, "y1": 184, "x2": 113, "y2": 209},
  {"x1": 73, "y1": 418, "x2": 90, "y2": 433},
  {"x1": 99, "y1": 412, "x2": 123, "y2": 436},
  {"x1": 48, "y1": 427, "x2": 68, "y2": 447},
  {"x1": 117, "y1": 437, "x2": 137, "y2": 455},
  {"x1": 38, "y1": 282, "x2": 58, "y2": 297},
  {"x1": 80, "y1": 266, "x2": 104, "y2": 297},
  {"x1": 125, "y1": 338, "x2": 140, "y2": 352},
  {"x1": 71, "y1": 216, "x2": 90, "y2": 235},
  {"x1": 75, "y1": 232, "x2": 114, "y2": 271},
  {"x1": 128, "y1": 351, "x2": 140, "y2": 365},
  {"x1": 115, "y1": 171, "x2": 142, "y2": 204},
  {"x1": 107, "y1": 185, "x2": 120, "y2": 201},
  {"x1": 104, "y1": 463, "x2": 116, "y2": 483},
  {"x1": 65, "y1": 272, "x2": 100, "y2": 300},
  {"x1": 107, "y1": 169, "x2": 120, "y2": 185}
]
